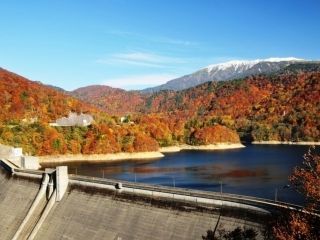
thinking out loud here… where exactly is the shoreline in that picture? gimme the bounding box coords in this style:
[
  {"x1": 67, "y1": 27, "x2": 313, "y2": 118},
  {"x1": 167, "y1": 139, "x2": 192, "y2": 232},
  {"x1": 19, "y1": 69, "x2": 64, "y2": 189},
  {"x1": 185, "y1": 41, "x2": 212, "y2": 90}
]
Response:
[
  {"x1": 159, "y1": 143, "x2": 245, "y2": 153},
  {"x1": 38, "y1": 151, "x2": 164, "y2": 164},
  {"x1": 252, "y1": 141, "x2": 320, "y2": 146},
  {"x1": 38, "y1": 143, "x2": 245, "y2": 164}
]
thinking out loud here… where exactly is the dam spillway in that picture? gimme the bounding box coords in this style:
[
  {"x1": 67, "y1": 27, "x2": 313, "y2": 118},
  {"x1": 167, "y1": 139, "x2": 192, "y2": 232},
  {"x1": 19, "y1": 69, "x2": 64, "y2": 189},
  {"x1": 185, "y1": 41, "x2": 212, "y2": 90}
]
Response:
[
  {"x1": 0, "y1": 161, "x2": 273, "y2": 240},
  {"x1": 34, "y1": 187, "x2": 218, "y2": 240},
  {"x1": 0, "y1": 168, "x2": 41, "y2": 239}
]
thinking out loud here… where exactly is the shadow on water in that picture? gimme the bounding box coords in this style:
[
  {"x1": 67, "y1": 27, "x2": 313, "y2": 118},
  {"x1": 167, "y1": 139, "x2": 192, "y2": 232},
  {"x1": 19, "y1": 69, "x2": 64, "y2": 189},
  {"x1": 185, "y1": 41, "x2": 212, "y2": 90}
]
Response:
[{"x1": 41, "y1": 144, "x2": 312, "y2": 204}]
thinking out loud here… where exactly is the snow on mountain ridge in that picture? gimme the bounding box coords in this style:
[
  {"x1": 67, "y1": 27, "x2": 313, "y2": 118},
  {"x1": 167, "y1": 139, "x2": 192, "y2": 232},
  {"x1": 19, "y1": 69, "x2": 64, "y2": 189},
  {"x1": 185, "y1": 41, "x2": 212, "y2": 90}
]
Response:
[
  {"x1": 141, "y1": 57, "x2": 311, "y2": 93},
  {"x1": 263, "y1": 57, "x2": 304, "y2": 62},
  {"x1": 206, "y1": 57, "x2": 304, "y2": 72}
]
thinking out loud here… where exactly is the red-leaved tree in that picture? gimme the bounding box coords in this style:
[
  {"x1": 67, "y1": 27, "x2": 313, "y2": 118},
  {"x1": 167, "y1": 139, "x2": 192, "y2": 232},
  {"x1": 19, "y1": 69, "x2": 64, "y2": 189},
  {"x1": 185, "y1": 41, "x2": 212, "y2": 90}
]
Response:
[{"x1": 273, "y1": 146, "x2": 320, "y2": 240}]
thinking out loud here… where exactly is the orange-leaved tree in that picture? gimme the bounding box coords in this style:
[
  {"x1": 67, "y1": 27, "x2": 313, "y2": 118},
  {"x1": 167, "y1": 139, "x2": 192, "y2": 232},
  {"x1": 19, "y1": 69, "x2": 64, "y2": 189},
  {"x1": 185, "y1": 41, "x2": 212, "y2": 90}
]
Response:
[{"x1": 273, "y1": 146, "x2": 320, "y2": 240}]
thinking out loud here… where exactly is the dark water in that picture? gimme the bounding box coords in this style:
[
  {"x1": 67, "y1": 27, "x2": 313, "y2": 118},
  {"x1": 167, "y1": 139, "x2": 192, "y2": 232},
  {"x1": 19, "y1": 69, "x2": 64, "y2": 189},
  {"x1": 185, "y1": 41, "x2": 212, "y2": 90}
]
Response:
[{"x1": 41, "y1": 145, "x2": 314, "y2": 204}]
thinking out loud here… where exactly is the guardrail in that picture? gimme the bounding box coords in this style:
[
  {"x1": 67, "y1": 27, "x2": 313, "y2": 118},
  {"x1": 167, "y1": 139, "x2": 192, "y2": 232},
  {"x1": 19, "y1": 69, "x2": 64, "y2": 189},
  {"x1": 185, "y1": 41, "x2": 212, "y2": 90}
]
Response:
[
  {"x1": 14, "y1": 168, "x2": 44, "y2": 176},
  {"x1": 2, "y1": 162, "x2": 318, "y2": 216},
  {"x1": 68, "y1": 174, "x2": 308, "y2": 213},
  {"x1": 0, "y1": 158, "x2": 18, "y2": 173}
]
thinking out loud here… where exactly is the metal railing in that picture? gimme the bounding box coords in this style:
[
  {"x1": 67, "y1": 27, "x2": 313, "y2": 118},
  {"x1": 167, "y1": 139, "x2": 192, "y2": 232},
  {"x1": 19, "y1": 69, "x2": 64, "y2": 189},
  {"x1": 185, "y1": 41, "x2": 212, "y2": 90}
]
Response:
[
  {"x1": 2, "y1": 161, "x2": 318, "y2": 216},
  {"x1": 68, "y1": 174, "x2": 308, "y2": 213}
]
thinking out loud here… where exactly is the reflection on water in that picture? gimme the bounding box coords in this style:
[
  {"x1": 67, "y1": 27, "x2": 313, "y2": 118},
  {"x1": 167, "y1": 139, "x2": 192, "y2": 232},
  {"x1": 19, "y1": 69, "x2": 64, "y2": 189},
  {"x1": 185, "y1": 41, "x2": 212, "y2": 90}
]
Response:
[{"x1": 41, "y1": 145, "x2": 314, "y2": 204}]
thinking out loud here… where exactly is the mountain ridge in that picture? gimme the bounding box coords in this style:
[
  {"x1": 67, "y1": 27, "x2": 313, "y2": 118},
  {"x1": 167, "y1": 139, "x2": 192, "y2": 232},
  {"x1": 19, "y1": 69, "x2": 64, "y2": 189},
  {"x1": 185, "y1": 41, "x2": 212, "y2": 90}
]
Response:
[
  {"x1": 142, "y1": 57, "x2": 306, "y2": 93},
  {"x1": 0, "y1": 67, "x2": 97, "y2": 123},
  {"x1": 62, "y1": 61, "x2": 320, "y2": 116},
  {"x1": 138, "y1": 67, "x2": 320, "y2": 142},
  {"x1": 70, "y1": 85, "x2": 146, "y2": 115}
]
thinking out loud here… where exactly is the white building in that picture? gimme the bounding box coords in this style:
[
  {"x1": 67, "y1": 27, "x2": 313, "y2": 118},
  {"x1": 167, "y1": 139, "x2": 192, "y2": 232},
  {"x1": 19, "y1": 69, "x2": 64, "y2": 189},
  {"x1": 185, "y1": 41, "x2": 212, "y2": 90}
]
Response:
[{"x1": 51, "y1": 112, "x2": 94, "y2": 127}]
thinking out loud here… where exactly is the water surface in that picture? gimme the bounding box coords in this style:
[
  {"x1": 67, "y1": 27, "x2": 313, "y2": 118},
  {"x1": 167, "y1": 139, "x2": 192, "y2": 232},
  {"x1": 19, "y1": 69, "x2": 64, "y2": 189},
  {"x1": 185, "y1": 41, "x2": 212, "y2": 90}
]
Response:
[{"x1": 41, "y1": 145, "x2": 314, "y2": 204}]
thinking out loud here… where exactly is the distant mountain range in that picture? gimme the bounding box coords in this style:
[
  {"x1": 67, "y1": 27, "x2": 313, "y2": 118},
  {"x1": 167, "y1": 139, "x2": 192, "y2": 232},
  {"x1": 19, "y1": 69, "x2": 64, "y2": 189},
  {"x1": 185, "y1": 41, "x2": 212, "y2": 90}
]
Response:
[
  {"x1": 142, "y1": 57, "x2": 305, "y2": 92},
  {"x1": 61, "y1": 61, "x2": 320, "y2": 117},
  {"x1": 9, "y1": 58, "x2": 319, "y2": 118}
]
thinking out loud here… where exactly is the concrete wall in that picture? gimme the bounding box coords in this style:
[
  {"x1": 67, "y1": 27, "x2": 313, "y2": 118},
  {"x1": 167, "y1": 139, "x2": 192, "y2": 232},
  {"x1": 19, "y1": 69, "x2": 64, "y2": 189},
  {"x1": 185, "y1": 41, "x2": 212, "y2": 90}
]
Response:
[
  {"x1": 69, "y1": 176, "x2": 272, "y2": 214},
  {"x1": 56, "y1": 166, "x2": 68, "y2": 201},
  {"x1": 34, "y1": 186, "x2": 265, "y2": 240},
  {"x1": 0, "y1": 144, "x2": 40, "y2": 169},
  {"x1": 35, "y1": 188, "x2": 219, "y2": 240},
  {"x1": 0, "y1": 166, "x2": 266, "y2": 240},
  {"x1": 0, "y1": 168, "x2": 40, "y2": 240},
  {"x1": 21, "y1": 156, "x2": 40, "y2": 170}
]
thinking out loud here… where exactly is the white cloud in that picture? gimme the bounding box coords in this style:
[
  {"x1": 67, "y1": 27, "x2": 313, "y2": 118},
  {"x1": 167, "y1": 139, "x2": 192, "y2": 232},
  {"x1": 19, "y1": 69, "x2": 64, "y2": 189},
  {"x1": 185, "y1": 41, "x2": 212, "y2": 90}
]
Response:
[
  {"x1": 106, "y1": 30, "x2": 198, "y2": 46},
  {"x1": 102, "y1": 74, "x2": 177, "y2": 90},
  {"x1": 97, "y1": 51, "x2": 186, "y2": 68},
  {"x1": 156, "y1": 36, "x2": 196, "y2": 46}
]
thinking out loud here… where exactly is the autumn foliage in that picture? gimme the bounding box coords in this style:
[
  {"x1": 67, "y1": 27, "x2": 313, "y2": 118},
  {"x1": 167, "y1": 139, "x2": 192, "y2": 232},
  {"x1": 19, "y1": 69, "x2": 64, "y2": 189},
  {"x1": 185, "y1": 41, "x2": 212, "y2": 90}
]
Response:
[
  {"x1": 0, "y1": 68, "x2": 162, "y2": 155},
  {"x1": 273, "y1": 147, "x2": 320, "y2": 239},
  {"x1": 139, "y1": 71, "x2": 320, "y2": 142},
  {"x1": 192, "y1": 125, "x2": 240, "y2": 145},
  {"x1": 290, "y1": 147, "x2": 320, "y2": 202},
  {"x1": 72, "y1": 69, "x2": 320, "y2": 144},
  {"x1": 1, "y1": 66, "x2": 319, "y2": 156},
  {"x1": 71, "y1": 85, "x2": 145, "y2": 116},
  {"x1": 0, "y1": 68, "x2": 96, "y2": 123}
]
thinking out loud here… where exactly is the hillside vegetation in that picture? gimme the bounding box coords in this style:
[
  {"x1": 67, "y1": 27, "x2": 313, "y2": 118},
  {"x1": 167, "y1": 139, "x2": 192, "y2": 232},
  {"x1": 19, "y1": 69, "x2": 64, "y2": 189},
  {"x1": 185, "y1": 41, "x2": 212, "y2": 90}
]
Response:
[
  {"x1": 139, "y1": 70, "x2": 320, "y2": 142},
  {"x1": 0, "y1": 68, "x2": 95, "y2": 123},
  {"x1": 69, "y1": 63, "x2": 320, "y2": 144},
  {"x1": 0, "y1": 68, "x2": 239, "y2": 156},
  {"x1": 0, "y1": 68, "x2": 160, "y2": 155},
  {"x1": 2, "y1": 64, "x2": 319, "y2": 157},
  {"x1": 71, "y1": 85, "x2": 146, "y2": 115}
]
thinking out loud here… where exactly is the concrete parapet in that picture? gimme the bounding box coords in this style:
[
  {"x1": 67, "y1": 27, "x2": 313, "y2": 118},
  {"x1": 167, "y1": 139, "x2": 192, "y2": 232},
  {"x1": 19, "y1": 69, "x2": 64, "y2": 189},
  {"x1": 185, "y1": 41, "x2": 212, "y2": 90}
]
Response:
[
  {"x1": 21, "y1": 156, "x2": 40, "y2": 170},
  {"x1": 13, "y1": 171, "x2": 43, "y2": 180},
  {"x1": 0, "y1": 158, "x2": 17, "y2": 172},
  {"x1": 69, "y1": 179, "x2": 117, "y2": 191},
  {"x1": 67, "y1": 177, "x2": 270, "y2": 215},
  {"x1": 0, "y1": 144, "x2": 41, "y2": 170},
  {"x1": 56, "y1": 166, "x2": 68, "y2": 201}
]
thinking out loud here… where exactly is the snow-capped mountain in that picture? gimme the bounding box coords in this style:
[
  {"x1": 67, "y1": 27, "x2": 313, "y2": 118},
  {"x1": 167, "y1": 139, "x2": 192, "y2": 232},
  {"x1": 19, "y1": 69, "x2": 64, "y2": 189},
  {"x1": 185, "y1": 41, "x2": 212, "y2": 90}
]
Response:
[{"x1": 142, "y1": 57, "x2": 305, "y2": 92}]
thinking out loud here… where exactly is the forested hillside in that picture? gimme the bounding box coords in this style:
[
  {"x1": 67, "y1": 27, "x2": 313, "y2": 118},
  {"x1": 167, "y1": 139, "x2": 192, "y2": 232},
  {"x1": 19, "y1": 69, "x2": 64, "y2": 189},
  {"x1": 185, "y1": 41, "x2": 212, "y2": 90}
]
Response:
[
  {"x1": 0, "y1": 68, "x2": 95, "y2": 123},
  {"x1": 2, "y1": 64, "x2": 318, "y2": 157},
  {"x1": 0, "y1": 68, "x2": 161, "y2": 155},
  {"x1": 140, "y1": 70, "x2": 320, "y2": 142},
  {"x1": 71, "y1": 85, "x2": 146, "y2": 115},
  {"x1": 0, "y1": 68, "x2": 240, "y2": 156}
]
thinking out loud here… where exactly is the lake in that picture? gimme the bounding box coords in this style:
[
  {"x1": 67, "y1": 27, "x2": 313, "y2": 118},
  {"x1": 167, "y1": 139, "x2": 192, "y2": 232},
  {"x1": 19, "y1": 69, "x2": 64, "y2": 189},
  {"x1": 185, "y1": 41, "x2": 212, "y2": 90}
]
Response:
[{"x1": 41, "y1": 144, "x2": 315, "y2": 204}]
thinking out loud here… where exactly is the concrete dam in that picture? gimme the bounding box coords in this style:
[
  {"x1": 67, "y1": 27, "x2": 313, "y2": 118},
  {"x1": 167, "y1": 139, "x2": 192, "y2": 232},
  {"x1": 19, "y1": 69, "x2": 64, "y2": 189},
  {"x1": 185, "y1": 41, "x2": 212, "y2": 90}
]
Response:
[{"x1": 0, "y1": 159, "x2": 302, "y2": 240}]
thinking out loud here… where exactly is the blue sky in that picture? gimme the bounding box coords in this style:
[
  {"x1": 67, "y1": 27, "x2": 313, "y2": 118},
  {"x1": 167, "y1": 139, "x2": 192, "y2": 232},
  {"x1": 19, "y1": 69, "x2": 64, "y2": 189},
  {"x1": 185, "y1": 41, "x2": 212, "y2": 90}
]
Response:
[{"x1": 0, "y1": 0, "x2": 319, "y2": 90}]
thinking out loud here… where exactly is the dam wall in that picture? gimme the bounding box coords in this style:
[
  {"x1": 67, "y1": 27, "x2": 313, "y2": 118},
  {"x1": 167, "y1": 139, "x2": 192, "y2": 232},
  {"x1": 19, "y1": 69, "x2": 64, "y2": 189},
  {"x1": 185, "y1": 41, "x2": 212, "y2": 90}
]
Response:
[
  {"x1": 0, "y1": 160, "x2": 287, "y2": 240},
  {"x1": 34, "y1": 188, "x2": 220, "y2": 240},
  {"x1": 0, "y1": 167, "x2": 41, "y2": 239},
  {"x1": 0, "y1": 144, "x2": 40, "y2": 170}
]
